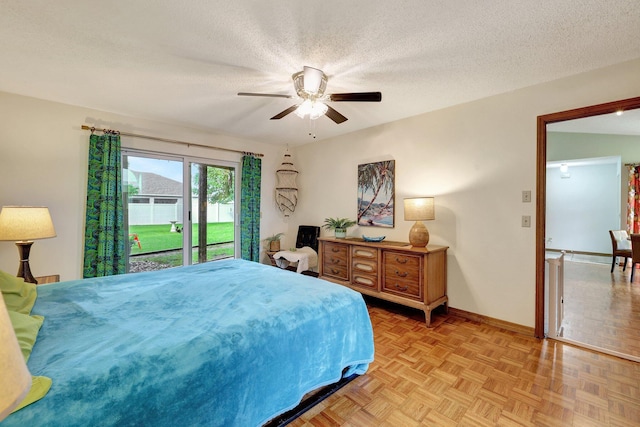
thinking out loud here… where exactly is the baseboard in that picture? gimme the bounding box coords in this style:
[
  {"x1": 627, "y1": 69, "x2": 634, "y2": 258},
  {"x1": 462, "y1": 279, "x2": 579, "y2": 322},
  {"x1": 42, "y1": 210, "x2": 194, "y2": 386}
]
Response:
[{"x1": 448, "y1": 307, "x2": 535, "y2": 337}]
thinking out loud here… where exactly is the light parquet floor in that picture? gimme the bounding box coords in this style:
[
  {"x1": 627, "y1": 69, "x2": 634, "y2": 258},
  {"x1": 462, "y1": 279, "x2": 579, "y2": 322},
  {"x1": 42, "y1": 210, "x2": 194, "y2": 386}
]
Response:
[
  {"x1": 561, "y1": 258, "x2": 640, "y2": 359},
  {"x1": 290, "y1": 299, "x2": 640, "y2": 426}
]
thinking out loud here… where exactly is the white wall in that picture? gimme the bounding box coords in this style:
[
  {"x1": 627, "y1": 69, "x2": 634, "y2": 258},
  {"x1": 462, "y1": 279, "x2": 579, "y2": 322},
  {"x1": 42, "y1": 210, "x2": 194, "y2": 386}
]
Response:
[
  {"x1": 285, "y1": 58, "x2": 640, "y2": 328},
  {"x1": 0, "y1": 91, "x2": 285, "y2": 280},
  {"x1": 546, "y1": 160, "x2": 621, "y2": 253},
  {"x1": 548, "y1": 131, "x2": 640, "y2": 229}
]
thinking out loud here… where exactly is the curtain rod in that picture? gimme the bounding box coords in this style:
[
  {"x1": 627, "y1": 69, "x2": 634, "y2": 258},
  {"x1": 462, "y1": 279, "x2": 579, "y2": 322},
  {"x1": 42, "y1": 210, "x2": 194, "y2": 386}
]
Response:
[{"x1": 81, "y1": 125, "x2": 263, "y2": 158}]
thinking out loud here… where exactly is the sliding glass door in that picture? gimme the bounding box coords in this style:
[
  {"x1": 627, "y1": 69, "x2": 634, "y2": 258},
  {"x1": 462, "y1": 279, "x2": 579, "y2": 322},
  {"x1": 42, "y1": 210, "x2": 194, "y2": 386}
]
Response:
[
  {"x1": 190, "y1": 162, "x2": 236, "y2": 264},
  {"x1": 123, "y1": 151, "x2": 238, "y2": 273}
]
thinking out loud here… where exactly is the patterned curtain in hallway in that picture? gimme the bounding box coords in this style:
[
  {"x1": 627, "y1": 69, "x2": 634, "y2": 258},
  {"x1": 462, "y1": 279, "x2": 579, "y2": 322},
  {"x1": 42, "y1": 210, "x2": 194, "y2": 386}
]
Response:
[
  {"x1": 628, "y1": 165, "x2": 640, "y2": 233},
  {"x1": 240, "y1": 155, "x2": 261, "y2": 262},
  {"x1": 83, "y1": 132, "x2": 125, "y2": 277}
]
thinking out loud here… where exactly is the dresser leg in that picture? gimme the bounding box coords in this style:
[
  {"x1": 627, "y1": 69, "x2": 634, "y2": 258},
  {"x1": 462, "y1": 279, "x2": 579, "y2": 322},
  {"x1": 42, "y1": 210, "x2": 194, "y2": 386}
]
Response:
[{"x1": 424, "y1": 308, "x2": 432, "y2": 328}]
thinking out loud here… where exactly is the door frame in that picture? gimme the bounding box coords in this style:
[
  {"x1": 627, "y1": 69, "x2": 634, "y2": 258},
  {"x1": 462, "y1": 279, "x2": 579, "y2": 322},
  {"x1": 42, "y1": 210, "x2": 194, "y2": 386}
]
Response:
[{"x1": 535, "y1": 96, "x2": 640, "y2": 338}]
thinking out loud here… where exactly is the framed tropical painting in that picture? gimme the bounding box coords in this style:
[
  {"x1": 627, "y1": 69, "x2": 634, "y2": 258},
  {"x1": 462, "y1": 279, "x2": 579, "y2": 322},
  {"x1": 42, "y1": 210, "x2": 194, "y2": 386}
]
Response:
[{"x1": 357, "y1": 160, "x2": 395, "y2": 227}]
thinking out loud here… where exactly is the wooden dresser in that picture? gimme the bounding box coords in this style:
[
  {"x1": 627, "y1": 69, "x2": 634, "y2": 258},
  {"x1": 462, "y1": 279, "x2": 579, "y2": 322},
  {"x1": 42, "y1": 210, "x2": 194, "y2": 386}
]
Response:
[{"x1": 318, "y1": 237, "x2": 448, "y2": 327}]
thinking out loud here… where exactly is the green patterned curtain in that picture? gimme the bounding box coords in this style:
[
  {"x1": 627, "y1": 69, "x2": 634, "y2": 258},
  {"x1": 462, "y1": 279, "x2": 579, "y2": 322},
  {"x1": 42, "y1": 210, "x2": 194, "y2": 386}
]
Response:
[
  {"x1": 240, "y1": 155, "x2": 261, "y2": 261},
  {"x1": 83, "y1": 132, "x2": 125, "y2": 277}
]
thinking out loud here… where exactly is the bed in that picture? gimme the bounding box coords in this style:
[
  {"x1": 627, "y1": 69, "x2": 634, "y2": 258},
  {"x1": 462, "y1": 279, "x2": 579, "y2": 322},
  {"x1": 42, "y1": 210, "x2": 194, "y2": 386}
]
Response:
[{"x1": 3, "y1": 258, "x2": 375, "y2": 426}]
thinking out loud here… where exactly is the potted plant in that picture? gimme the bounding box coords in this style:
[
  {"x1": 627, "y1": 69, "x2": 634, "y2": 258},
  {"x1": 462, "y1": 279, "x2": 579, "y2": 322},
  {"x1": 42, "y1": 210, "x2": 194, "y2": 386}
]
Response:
[
  {"x1": 323, "y1": 217, "x2": 357, "y2": 239},
  {"x1": 264, "y1": 233, "x2": 284, "y2": 251}
]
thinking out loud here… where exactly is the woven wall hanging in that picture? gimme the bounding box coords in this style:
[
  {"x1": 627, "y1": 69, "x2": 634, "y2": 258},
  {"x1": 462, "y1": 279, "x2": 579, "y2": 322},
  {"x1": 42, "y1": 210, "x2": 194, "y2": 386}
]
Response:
[{"x1": 275, "y1": 152, "x2": 298, "y2": 216}]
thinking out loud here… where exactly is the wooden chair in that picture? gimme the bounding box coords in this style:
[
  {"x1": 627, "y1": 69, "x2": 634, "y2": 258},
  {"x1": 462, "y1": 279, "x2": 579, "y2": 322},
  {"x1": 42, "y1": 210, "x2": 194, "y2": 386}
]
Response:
[
  {"x1": 295, "y1": 225, "x2": 320, "y2": 254},
  {"x1": 631, "y1": 233, "x2": 640, "y2": 281},
  {"x1": 609, "y1": 230, "x2": 632, "y2": 273}
]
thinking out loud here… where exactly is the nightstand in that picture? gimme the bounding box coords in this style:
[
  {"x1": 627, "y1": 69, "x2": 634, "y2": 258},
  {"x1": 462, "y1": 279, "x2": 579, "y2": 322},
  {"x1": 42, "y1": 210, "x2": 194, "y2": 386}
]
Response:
[
  {"x1": 266, "y1": 251, "x2": 278, "y2": 266},
  {"x1": 36, "y1": 274, "x2": 60, "y2": 285}
]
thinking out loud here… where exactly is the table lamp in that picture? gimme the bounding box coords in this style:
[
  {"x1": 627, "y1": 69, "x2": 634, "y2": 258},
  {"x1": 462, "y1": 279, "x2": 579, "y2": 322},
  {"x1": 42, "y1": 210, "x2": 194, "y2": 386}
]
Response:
[
  {"x1": 0, "y1": 206, "x2": 56, "y2": 283},
  {"x1": 404, "y1": 197, "x2": 435, "y2": 247},
  {"x1": 0, "y1": 294, "x2": 31, "y2": 420}
]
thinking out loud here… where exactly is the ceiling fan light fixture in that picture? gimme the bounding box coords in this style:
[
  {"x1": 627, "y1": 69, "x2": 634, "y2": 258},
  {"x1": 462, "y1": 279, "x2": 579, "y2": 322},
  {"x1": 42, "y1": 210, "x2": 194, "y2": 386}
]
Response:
[
  {"x1": 309, "y1": 101, "x2": 328, "y2": 120},
  {"x1": 295, "y1": 99, "x2": 328, "y2": 120},
  {"x1": 303, "y1": 66, "x2": 324, "y2": 93},
  {"x1": 293, "y1": 68, "x2": 327, "y2": 98},
  {"x1": 241, "y1": 65, "x2": 380, "y2": 125}
]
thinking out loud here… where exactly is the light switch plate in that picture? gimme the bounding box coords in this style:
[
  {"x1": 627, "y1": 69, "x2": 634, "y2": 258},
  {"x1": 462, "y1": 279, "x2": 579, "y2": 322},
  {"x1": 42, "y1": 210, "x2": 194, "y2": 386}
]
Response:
[
  {"x1": 522, "y1": 215, "x2": 531, "y2": 227},
  {"x1": 522, "y1": 190, "x2": 531, "y2": 203}
]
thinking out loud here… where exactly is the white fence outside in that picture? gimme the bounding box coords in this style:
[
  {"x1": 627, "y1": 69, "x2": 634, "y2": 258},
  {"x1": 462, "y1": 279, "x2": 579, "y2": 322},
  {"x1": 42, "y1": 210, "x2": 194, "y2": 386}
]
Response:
[{"x1": 128, "y1": 198, "x2": 234, "y2": 225}]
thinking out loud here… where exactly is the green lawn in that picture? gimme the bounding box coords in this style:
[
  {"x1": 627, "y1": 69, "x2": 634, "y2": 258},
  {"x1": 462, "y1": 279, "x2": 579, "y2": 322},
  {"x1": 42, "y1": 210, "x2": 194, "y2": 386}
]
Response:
[{"x1": 129, "y1": 222, "x2": 234, "y2": 254}]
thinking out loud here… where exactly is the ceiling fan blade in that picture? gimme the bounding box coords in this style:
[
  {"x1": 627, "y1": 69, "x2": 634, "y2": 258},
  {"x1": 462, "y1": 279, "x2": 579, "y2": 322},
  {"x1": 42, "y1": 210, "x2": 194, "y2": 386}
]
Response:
[
  {"x1": 238, "y1": 92, "x2": 293, "y2": 99},
  {"x1": 325, "y1": 105, "x2": 348, "y2": 124},
  {"x1": 329, "y1": 92, "x2": 382, "y2": 102},
  {"x1": 303, "y1": 66, "x2": 324, "y2": 94},
  {"x1": 270, "y1": 105, "x2": 299, "y2": 120}
]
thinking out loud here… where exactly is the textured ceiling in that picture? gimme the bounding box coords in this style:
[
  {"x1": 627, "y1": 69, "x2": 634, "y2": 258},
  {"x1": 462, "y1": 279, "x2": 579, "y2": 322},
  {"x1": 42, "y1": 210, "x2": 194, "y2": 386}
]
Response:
[{"x1": 1, "y1": 1, "x2": 640, "y2": 146}]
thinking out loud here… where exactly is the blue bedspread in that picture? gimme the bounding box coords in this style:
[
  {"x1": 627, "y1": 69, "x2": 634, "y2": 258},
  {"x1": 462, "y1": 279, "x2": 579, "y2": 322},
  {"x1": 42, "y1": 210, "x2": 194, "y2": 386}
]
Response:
[{"x1": 3, "y1": 259, "x2": 374, "y2": 427}]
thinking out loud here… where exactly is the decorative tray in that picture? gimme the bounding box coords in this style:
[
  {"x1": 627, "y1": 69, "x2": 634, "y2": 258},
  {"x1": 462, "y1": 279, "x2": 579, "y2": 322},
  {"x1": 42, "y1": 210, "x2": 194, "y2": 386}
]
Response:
[{"x1": 362, "y1": 235, "x2": 386, "y2": 242}]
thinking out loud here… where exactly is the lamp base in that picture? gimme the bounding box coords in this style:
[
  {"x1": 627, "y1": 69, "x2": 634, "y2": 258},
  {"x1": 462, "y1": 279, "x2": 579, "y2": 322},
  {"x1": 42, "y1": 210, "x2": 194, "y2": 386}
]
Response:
[
  {"x1": 408, "y1": 221, "x2": 430, "y2": 247},
  {"x1": 15, "y1": 241, "x2": 37, "y2": 284}
]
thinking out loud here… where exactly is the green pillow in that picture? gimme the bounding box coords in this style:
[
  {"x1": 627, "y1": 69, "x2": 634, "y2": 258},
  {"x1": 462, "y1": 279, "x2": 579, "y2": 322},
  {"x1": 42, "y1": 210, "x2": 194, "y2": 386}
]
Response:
[
  {"x1": 11, "y1": 376, "x2": 52, "y2": 413},
  {"x1": 8, "y1": 310, "x2": 44, "y2": 362},
  {"x1": 0, "y1": 269, "x2": 37, "y2": 314}
]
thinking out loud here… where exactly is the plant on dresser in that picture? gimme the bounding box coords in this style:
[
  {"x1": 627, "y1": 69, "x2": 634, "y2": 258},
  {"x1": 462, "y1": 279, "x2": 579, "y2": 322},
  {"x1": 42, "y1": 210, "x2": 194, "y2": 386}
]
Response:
[
  {"x1": 318, "y1": 237, "x2": 448, "y2": 327},
  {"x1": 322, "y1": 217, "x2": 357, "y2": 239}
]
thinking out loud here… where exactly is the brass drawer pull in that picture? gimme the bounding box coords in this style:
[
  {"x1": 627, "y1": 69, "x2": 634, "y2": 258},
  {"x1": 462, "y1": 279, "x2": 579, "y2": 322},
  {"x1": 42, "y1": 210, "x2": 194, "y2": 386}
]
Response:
[
  {"x1": 396, "y1": 257, "x2": 408, "y2": 264},
  {"x1": 394, "y1": 283, "x2": 408, "y2": 291},
  {"x1": 394, "y1": 269, "x2": 408, "y2": 277},
  {"x1": 331, "y1": 247, "x2": 340, "y2": 253},
  {"x1": 331, "y1": 258, "x2": 341, "y2": 264},
  {"x1": 331, "y1": 268, "x2": 340, "y2": 274}
]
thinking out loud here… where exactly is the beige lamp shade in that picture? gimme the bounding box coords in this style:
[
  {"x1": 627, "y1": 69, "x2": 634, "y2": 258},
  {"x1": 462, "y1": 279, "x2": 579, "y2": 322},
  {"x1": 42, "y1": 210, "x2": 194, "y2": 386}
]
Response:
[
  {"x1": 0, "y1": 294, "x2": 31, "y2": 420},
  {"x1": 404, "y1": 197, "x2": 435, "y2": 221},
  {"x1": 0, "y1": 206, "x2": 56, "y2": 241},
  {"x1": 0, "y1": 206, "x2": 56, "y2": 283},
  {"x1": 404, "y1": 197, "x2": 435, "y2": 247}
]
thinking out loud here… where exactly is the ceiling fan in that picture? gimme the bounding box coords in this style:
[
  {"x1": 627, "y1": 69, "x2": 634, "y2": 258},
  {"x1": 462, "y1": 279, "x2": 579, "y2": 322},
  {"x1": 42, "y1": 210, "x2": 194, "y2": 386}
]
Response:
[{"x1": 238, "y1": 66, "x2": 382, "y2": 124}]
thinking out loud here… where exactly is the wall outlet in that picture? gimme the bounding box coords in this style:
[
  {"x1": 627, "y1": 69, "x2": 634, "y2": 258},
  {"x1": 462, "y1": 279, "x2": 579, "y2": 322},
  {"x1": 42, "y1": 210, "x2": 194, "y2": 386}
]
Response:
[
  {"x1": 522, "y1": 190, "x2": 531, "y2": 203},
  {"x1": 522, "y1": 215, "x2": 531, "y2": 227}
]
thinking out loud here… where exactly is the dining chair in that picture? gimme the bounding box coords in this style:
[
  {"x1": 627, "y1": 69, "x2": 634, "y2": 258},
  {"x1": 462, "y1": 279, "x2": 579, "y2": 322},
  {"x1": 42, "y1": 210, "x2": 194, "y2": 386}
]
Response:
[
  {"x1": 609, "y1": 229, "x2": 632, "y2": 273},
  {"x1": 630, "y1": 233, "x2": 640, "y2": 281}
]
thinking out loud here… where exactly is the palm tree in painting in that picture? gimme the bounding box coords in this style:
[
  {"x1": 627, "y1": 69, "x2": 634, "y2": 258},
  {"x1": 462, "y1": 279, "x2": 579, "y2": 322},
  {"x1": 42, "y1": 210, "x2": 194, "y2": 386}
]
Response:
[{"x1": 357, "y1": 161, "x2": 394, "y2": 224}]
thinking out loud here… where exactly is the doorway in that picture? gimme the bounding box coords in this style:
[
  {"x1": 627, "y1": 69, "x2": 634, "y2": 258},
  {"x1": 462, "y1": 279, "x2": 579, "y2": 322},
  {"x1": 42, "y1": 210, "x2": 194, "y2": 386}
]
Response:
[
  {"x1": 123, "y1": 151, "x2": 239, "y2": 272},
  {"x1": 536, "y1": 96, "x2": 640, "y2": 362}
]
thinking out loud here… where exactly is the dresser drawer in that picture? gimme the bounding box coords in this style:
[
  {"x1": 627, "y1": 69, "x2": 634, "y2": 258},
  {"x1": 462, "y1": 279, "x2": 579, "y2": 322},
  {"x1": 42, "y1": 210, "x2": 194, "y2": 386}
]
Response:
[
  {"x1": 385, "y1": 262, "x2": 420, "y2": 282},
  {"x1": 353, "y1": 258, "x2": 377, "y2": 275},
  {"x1": 352, "y1": 273, "x2": 378, "y2": 289},
  {"x1": 323, "y1": 242, "x2": 348, "y2": 266},
  {"x1": 383, "y1": 277, "x2": 421, "y2": 299},
  {"x1": 352, "y1": 246, "x2": 378, "y2": 260},
  {"x1": 324, "y1": 265, "x2": 349, "y2": 280}
]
